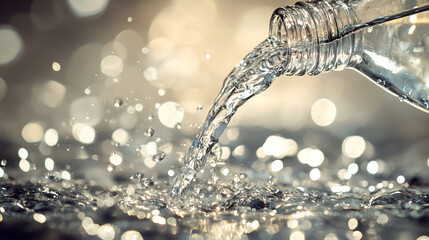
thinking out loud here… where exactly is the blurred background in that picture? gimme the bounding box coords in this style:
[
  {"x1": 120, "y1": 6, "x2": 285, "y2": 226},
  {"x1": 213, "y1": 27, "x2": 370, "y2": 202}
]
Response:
[{"x1": 0, "y1": 0, "x2": 429, "y2": 185}]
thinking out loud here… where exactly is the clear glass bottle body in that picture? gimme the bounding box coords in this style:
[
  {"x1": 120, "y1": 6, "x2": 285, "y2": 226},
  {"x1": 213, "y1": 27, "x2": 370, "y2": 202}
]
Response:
[{"x1": 270, "y1": 0, "x2": 429, "y2": 112}]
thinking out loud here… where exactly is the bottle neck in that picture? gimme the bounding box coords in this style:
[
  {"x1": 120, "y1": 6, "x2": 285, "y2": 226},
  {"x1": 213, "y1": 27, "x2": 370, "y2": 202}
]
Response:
[
  {"x1": 269, "y1": 0, "x2": 429, "y2": 76},
  {"x1": 269, "y1": 0, "x2": 360, "y2": 76}
]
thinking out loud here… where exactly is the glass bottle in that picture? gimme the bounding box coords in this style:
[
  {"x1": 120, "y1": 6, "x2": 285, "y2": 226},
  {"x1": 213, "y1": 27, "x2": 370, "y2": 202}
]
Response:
[{"x1": 270, "y1": 0, "x2": 429, "y2": 112}]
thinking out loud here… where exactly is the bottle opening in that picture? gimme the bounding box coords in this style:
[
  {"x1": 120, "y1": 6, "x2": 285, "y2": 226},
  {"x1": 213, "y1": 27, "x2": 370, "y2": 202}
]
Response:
[{"x1": 269, "y1": 8, "x2": 287, "y2": 42}]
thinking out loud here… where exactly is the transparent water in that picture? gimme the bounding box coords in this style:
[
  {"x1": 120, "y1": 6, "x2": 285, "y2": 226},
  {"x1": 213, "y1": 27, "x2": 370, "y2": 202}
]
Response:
[
  {"x1": 1, "y1": 2, "x2": 429, "y2": 240},
  {"x1": 172, "y1": 38, "x2": 288, "y2": 195},
  {"x1": 1, "y1": 170, "x2": 429, "y2": 239},
  {"x1": 172, "y1": 10, "x2": 429, "y2": 195},
  {"x1": 354, "y1": 10, "x2": 429, "y2": 112}
]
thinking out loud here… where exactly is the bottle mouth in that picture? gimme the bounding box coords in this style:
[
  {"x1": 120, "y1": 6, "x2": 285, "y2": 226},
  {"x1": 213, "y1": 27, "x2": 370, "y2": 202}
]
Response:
[
  {"x1": 268, "y1": 5, "x2": 320, "y2": 50},
  {"x1": 268, "y1": 3, "x2": 360, "y2": 76},
  {"x1": 268, "y1": 5, "x2": 323, "y2": 75},
  {"x1": 269, "y1": 7, "x2": 288, "y2": 42}
]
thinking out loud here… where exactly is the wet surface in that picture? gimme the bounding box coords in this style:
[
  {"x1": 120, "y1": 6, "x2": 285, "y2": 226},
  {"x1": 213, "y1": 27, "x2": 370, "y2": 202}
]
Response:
[{"x1": 1, "y1": 162, "x2": 429, "y2": 240}]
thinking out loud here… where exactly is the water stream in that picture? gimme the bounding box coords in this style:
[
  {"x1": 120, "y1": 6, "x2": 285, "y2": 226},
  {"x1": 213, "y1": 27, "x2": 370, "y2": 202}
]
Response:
[{"x1": 172, "y1": 37, "x2": 288, "y2": 195}]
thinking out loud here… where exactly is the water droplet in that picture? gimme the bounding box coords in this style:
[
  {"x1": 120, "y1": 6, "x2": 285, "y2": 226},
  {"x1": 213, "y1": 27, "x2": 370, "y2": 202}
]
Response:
[
  {"x1": 144, "y1": 67, "x2": 158, "y2": 81},
  {"x1": 107, "y1": 164, "x2": 115, "y2": 172},
  {"x1": 135, "y1": 103, "x2": 143, "y2": 112},
  {"x1": 130, "y1": 172, "x2": 154, "y2": 187},
  {"x1": 68, "y1": 0, "x2": 108, "y2": 17},
  {"x1": 33, "y1": 213, "x2": 47, "y2": 224},
  {"x1": 152, "y1": 151, "x2": 166, "y2": 162},
  {"x1": 18, "y1": 148, "x2": 28, "y2": 159},
  {"x1": 109, "y1": 152, "x2": 123, "y2": 166},
  {"x1": 52, "y1": 62, "x2": 61, "y2": 71},
  {"x1": 204, "y1": 50, "x2": 211, "y2": 60},
  {"x1": 158, "y1": 89, "x2": 166, "y2": 96},
  {"x1": 239, "y1": 173, "x2": 248, "y2": 179},
  {"x1": 144, "y1": 128, "x2": 154, "y2": 137},
  {"x1": 197, "y1": 105, "x2": 203, "y2": 111},
  {"x1": 114, "y1": 97, "x2": 123, "y2": 107},
  {"x1": 101, "y1": 55, "x2": 123, "y2": 77},
  {"x1": 158, "y1": 102, "x2": 184, "y2": 128},
  {"x1": 130, "y1": 172, "x2": 144, "y2": 181},
  {"x1": 61, "y1": 170, "x2": 71, "y2": 180},
  {"x1": 0, "y1": 27, "x2": 23, "y2": 65},
  {"x1": 45, "y1": 158, "x2": 54, "y2": 171},
  {"x1": 19, "y1": 159, "x2": 30, "y2": 172},
  {"x1": 121, "y1": 231, "x2": 143, "y2": 240},
  {"x1": 141, "y1": 47, "x2": 149, "y2": 54}
]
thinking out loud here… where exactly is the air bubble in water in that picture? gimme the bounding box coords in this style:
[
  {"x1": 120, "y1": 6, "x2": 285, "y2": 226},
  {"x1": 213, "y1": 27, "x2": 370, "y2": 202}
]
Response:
[
  {"x1": 84, "y1": 87, "x2": 91, "y2": 95},
  {"x1": 114, "y1": 97, "x2": 123, "y2": 108},
  {"x1": 0, "y1": 159, "x2": 6, "y2": 166}
]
